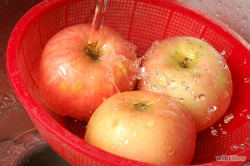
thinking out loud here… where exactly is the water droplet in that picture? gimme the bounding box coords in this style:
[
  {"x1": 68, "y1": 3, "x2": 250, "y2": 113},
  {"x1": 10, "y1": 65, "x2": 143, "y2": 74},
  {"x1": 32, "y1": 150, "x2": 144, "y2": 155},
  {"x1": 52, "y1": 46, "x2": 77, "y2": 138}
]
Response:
[
  {"x1": 216, "y1": 10, "x2": 221, "y2": 17},
  {"x1": 211, "y1": 129, "x2": 218, "y2": 136},
  {"x1": 224, "y1": 91, "x2": 229, "y2": 98},
  {"x1": 146, "y1": 119, "x2": 155, "y2": 127},
  {"x1": 221, "y1": 64, "x2": 228, "y2": 69},
  {"x1": 32, "y1": 132, "x2": 41, "y2": 140},
  {"x1": 226, "y1": 21, "x2": 231, "y2": 27},
  {"x1": 199, "y1": 94, "x2": 206, "y2": 100},
  {"x1": 141, "y1": 66, "x2": 146, "y2": 72},
  {"x1": 154, "y1": 72, "x2": 159, "y2": 78},
  {"x1": 151, "y1": 84, "x2": 158, "y2": 91},
  {"x1": 224, "y1": 114, "x2": 234, "y2": 123},
  {"x1": 180, "y1": 80, "x2": 186, "y2": 86},
  {"x1": 124, "y1": 140, "x2": 129, "y2": 145},
  {"x1": 240, "y1": 144, "x2": 245, "y2": 149},
  {"x1": 152, "y1": 40, "x2": 160, "y2": 45},
  {"x1": 186, "y1": 87, "x2": 193, "y2": 94},
  {"x1": 135, "y1": 59, "x2": 141, "y2": 66},
  {"x1": 222, "y1": 131, "x2": 227, "y2": 134},
  {"x1": 240, "y1": 113, "x2": 244, "y2": 116},
  {"x1": 4, "y1": 92, "x2": 15, "y2": 102},
  {"x1": 10, "y1": 143, "x2": 25, "y2": 155},
  {"x1": 220, "y1": 50, "x2": 226, "y2": 56},
  {"x1": 247, "y1": 114, "x2": 250, "y2": 119},
  {"x1": 194, "y1": 96, "x2": 199, "y2": 102},
  {"x1": 231, "y1": 145, "x2": 239, "y2": 151},
  {"x1": 5, "y1": 150, "x2": 11, "y2": 156},
  {"x1": 243, "y1": 15, "x2": 247, "y2": 22},
  {"x1": 1, "y1": 100, "x2": 7, "y2": 109},
  {"x1": 244, "y1": 59, "x2": 247, "y2": 64},
  {"x1": 237, "y1": 6, "x2": 242, "y2": 10},
  {"x1": 208, "y1": 106, "x2": 217, "y2": 114},
  {"x1": 244, "y1": 78, "x2": 249, "y2": 83},
  {"x1": 111, "y1": 145, "x2": 115, "y2": 149},
  {"x1": 166, "y1": 145, "x2": 175, "y2": 156}
]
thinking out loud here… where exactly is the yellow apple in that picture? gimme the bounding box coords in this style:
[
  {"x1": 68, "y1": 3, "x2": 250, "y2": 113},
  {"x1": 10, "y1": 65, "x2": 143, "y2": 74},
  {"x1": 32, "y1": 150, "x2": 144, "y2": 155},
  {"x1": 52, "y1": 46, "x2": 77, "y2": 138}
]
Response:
[
  {"x1": 138, "y1": 36, "x2": 233, "y2": 132},
  {"x1": 84, "y1": 91, "x2": 196, "y2": 165}
]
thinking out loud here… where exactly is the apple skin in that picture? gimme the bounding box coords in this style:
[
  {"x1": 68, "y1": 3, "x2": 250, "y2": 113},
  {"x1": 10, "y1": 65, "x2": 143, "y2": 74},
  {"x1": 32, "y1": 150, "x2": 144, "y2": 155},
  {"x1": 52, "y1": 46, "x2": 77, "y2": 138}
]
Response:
[
  {"x1": 84, "y1": 91, "x2": 196, "y2": 165},
  {"x1": 138, "y1": 37, "x2": 233, "y2": 132},
  {"x1": 38, "y1": 24, "x2": 138, "y2": 121}
]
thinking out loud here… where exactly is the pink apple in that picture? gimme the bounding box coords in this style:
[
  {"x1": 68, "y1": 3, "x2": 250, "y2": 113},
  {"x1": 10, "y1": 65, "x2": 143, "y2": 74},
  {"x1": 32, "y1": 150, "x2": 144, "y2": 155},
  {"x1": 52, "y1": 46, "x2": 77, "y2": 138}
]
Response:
[
  {"x1": 38, "y1": 24, "x2": 138, "y2": 121},
  {"x1": 84, "y1": 90, "x2": 196, "y2": 165},
  {"x1": 138, "y1": 37, "x2": 233, "y2": 132}
]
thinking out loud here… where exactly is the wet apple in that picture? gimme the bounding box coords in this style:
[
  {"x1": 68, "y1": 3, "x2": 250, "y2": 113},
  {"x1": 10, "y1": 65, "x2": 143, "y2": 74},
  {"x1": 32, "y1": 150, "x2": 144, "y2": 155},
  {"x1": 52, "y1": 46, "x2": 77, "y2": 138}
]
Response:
[
  {"x1": 139, "y1": 37, "x2": 233, "y2": 132},
  {"x1": 84, "y1": 91, "x2": 196, "y2": 165},
  {"x1": 38, "y1": 24, "x2": 138, "y2": 121}
]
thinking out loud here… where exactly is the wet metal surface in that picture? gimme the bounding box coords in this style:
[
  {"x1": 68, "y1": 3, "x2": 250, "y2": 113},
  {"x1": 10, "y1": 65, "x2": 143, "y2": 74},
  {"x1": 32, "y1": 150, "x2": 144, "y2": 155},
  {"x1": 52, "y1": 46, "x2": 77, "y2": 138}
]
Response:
[{"x1": 0, "y1": 0, "x2": 69, "y2": 165}]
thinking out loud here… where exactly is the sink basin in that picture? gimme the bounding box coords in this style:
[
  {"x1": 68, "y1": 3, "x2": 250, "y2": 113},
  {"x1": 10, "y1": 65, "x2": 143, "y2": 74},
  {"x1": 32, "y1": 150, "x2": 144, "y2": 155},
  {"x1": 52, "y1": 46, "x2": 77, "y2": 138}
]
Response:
[
  {"x1": 20, "y1": 144, "x2": 71, "y2": 166},
  {"x1": 0, "y1": 0, "x2": 70, "y2": 165}
]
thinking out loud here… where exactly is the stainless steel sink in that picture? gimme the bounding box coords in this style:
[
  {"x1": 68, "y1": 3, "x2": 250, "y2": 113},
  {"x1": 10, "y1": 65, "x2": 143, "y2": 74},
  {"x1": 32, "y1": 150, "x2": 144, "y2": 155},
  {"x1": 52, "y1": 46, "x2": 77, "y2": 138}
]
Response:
[
  {"x1": 0, "y1": 0, "x2": 69, "y2": 165},
  {"x1": 19, "y1": 144, "x2": 71, "y2": 166}
]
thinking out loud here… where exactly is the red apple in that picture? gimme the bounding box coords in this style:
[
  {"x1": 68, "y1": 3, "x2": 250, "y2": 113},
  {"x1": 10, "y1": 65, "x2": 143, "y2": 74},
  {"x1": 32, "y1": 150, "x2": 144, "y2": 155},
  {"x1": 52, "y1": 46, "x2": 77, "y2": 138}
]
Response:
[
  {"x1": 84, "y1": 91, "x2": 196, "y2": 165},
  {"x1": 138, "y1": 37, "x2": 233, "y2": 132},
  {"x1": 38, "y1": 24, "x2": 138, "y2": 121}
]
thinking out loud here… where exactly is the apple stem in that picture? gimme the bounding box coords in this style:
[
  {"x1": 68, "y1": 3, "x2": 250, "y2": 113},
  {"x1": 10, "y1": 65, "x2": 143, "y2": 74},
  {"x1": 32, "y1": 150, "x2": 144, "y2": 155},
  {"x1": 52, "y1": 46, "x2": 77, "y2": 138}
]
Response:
[
  {"x1": 179, "y1": 58, "x2": 192, "y2": 68},
  {"x1": 134, "y1": 103, "x2": 148, "y2": 111},
  {"x1": 85, "y1": 43, "x2": 99, "y2": 60}
]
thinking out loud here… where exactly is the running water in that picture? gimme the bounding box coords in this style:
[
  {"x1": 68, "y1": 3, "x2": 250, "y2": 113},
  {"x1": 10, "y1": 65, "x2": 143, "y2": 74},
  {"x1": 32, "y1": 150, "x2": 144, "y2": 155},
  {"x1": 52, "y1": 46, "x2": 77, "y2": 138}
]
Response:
[{"x1": 86, "y1": 0, "x2": 109, "y2": 56}]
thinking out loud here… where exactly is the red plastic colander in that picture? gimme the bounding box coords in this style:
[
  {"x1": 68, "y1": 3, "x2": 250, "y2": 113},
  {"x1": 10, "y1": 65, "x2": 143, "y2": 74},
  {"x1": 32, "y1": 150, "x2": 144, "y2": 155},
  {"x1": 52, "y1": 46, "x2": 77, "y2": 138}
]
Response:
[{"x1": 6, "y1": 0, "x2": 250, "y2": 165}]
